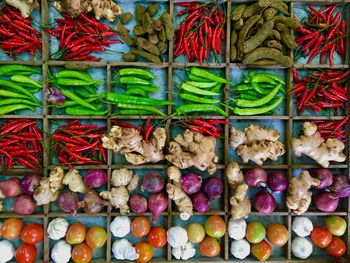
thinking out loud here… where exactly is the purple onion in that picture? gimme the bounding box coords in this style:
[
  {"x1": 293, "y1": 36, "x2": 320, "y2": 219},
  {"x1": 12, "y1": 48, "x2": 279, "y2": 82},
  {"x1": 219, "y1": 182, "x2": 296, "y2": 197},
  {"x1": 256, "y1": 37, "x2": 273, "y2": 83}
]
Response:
[
  {"x1": 80, "y1": 190, "x2": 109, "y2": 214},
  {"x1": 84, "y1": 170, "x2": 108, "y2": 189},
  {"x1": 58, "y1": 191, "x2": 80, "y2": 214},
  {"x1": 202, "y1": 176, "x2": 223, "y2": 200},
  {"x1": 45, "y1": 88, "x2": 66, "y2": 104},
  {"x1": 253, "y1": 190, "x2": 276, "y2": 214},
  {"x1": 13, "y1": 195, "x2": 36, "y2": 215},
  {"x1": 148, "y1": 192, "x2": 168, "y2": 222},
  {"x1": 267, "y1": 172, "x2": 288, "y2": 192},
  {"x1": 313, "y1": 191, "x2": 339, "y2": 212},
  {"x1": 192, "y1": 191, "x2": 210, "y2": 212},
  {"x1": 20, "y1": 174, "x2": 41, "y2": 195},
  {"x1": 142, "y1": 173, "x2": 164, "y2": 193},
  {"x1": 329, "y1": 175, "x2": 350, "y2": 198},
  {"x1": 310, "y1": 168, "x2": 333, "y2": 189},
  {"x1": 129, "y1": 194, "x2": 148, "y2": 213},
  {"x1": 0, "y1": 178, "x2": 22, "y2": 198},
  {"x1": 244, "y1": 168, "x2": 268, "y2": 187},
  {"x1": 181, "y1": 173, "x2": 202, "y2": 194}
]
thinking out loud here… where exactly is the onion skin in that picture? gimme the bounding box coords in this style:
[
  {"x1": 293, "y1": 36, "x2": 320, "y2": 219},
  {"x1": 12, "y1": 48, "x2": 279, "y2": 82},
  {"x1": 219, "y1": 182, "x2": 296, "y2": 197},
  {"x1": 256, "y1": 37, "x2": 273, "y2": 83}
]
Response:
[
  {"x1": 80, "y1": 190, "x2": 109, "y2": 214},
  {"x1": 84, "y1": 170, "x2": 108, "y2": 189},
  {"x1": 329, "y1": 175, "x2": 350, "y2": 198},
  {"x1": 202, "y1": 177, "x2": 223, "y2": 200},
  {"x1": 129, "y1": 194, "x2": 147, "y2": 214},
  {"x1": 13, "y1": 195, "x2": 36, "y2": 215},
  {"x1": 313, "y1": 192, "x2": 339, "y2": 212},
  {"x1": 267, "y1": 172, "x2": 288, "y2": 192},
  {"x1": 244, "y1": 169, "x2": 267, "y2": 188},
  {"x1": 181, "y1": 173, "x2": 202, "y2": 195},
  {"x1": 253, "y1": 191, "x2": 276, "y2": 214},
  {"x1": 20, "y1": 174, "x2": 41, "y2": 196},
  {"x1": 310, "y1": 169, "x2": 333, "y2": 190},
  {"x1": 148, "y1": 192, "x2": 168, "y2": 222},
  {"x1": 192, "y1": 192, "x2": 210, "y2": 213},
  {"x1": 58, "y1": 191, "x2": 80, "y2": 214},
  {"x1": 142, "y1": 173, "x2": 164, "y2": 193},
  {"x1": 0, "y1": 178, "x2": 22, "y2": 198}
]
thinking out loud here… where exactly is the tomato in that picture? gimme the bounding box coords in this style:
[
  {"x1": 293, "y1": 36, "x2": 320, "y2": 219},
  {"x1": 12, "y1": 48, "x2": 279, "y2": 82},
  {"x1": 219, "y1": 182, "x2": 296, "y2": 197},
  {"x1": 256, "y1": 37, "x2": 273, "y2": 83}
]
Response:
[
  {"x1": 199, "y1": 236, "x2": 221, "y2": 257},
  {"x1": 251, "y1": 240, "x2": 272, "y2": 261},
  {"x1": 326, "y1": 237, "x2": 346, "y2": 257},
  {"x1": 310, "y1": 226, "x2": 332, "y2": 248},
  {"x1": 86, "y1": 226, "x2": 107, "y2": 249},
  {"x1": 72, "y1": 243, "x2": 93, "y2": 263},
  {"x1": 66, "y1": 222, "x2": 86, "y2": 245},
  {"x1": 15, "y1": 243, "x2": 37, "y2": 263},
  {"x1": 325, "y1": 216, "x2": 347, "y2": 236},
  {"x1": 135, "y1": 242, "x2": 153, "y2": 263},
  {"x1": 148, "y1": 227, "x2": 167, "y2": 248},
  {"x1": 0, "y1": 218, "x2": 23, "y2": 240},
  {"x1": 187, "y1": 223, "x2": 205, "y2": 243},
  {"x1": 204, "y1": 216, "x2": 226, "y2": 238},
  {"x1": 21, "y1": 223, "x2": 44, "y2": 245},
  {"x1": 266, "y1": 223, "x2": 288, "y2": 247},
  {"x1": 246, "y1": 221, "x2": 266, "y2": 244},
  {"x1": 131, "y1": 216, "x2": 151, "y2": 238}
]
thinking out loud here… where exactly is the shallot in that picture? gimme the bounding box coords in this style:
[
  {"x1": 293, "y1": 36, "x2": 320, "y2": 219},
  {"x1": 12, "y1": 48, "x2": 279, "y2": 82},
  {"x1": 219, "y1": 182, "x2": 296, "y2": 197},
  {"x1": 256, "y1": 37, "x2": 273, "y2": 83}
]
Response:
[
  {"x1": 148, "y1": 192, "x2": 168, "y2": 222},
  {"x1": 252, "y1": 190, "x2": 276, "y2": 214},
  {"x1": 202, "y1": 177, "x2": 223, "y2": 200},
  {"x1": 244, "y1": 168, "x2": 267, "y2": 187},
  {"x1": 267, "y1": 172, "x2": 288, "y2": 192},
  {"x1": 58, "y1": 191, "x2": 80, "y2": 214},
  {"x1": 13, "y1": 195, "x2": 36, "y2": 215},
  {"x1": 84, "y1": 170, "x2": 108, "y2": 189},
  {"x1": 142, "y1": 173, "x2": 164, "y2": 193},
  {"x1": 0, "y1": 178, "x2": 22, "y2": 198},
  {"x1": 192, "y1": 192, "x2": 210, "y2": 213},
  {"x1": 310, "y1": 169, "x2": 333, "y2": 189},
  {"x1": 20, "y1": 174, "x2": 41, "y2": 196},
  {"x1": 329, "y1": 175, "x2": 350, "y2": 198},
  {"x1": 181, "y1": 173, "x2": 202, "y2": 194},
  {"x1": 129, "y1": 194, "x2": 147, "y2": 214},
  {"x1": 313, "y1": 192, "x2": 339, "y2": 212},
  {"x1": 80, "y1": 190, "x2": 109, "y2": 214}
]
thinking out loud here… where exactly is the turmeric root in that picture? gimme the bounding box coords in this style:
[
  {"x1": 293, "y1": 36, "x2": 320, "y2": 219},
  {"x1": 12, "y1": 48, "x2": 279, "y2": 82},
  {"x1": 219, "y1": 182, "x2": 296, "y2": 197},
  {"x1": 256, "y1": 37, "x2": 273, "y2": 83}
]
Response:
[
  {"x1": 292, "y1": 122, "x2": 346, "y2": 168},
  {"x1": 63, "y1": 169, "x2": 88, "y2": 194},
  {"x1": 226, "y1": 161, "x2": 244, "y2": 188},
  {"x1": 165, "y1": 129, "x2": 219, "y2": 174},
  {"x1": 230, "y1": 183, "x2": 251, "y2": 219},
  {"x1": 100, "y1": 187, "x2": 129, "y2": 214},
  {"x1": 5, "y1": 0, "x2": 39, "y2": 18},
  {"x1": 166, "y1": 183, "x2": 193, "y2": 220},
  {"x1": 167, "y1": 166, "x2": 182, "y2": 187},
  {"x1": 102, "y1": 126, "x2": 166, "y2": 165},
  {"x1": 286, "y1": 170, "x2": 320, "y2": 215}
]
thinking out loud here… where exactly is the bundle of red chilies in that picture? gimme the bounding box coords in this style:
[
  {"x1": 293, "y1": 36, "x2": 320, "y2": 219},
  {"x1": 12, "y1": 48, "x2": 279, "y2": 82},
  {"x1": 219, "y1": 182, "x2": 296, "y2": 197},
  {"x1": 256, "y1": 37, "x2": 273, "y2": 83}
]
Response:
[
  {"x1": 0, "y1": 7, "x2": 42, "y2": 57},
  {"x1": 174, "y1": 2, "x2": 225, "y2": 64},
  {"x1": 312, "y1": 116, "x2": 349, "y2": 142},
  {"x1": 47, "y1": 13, "x2": 121, "y2": 61},
  {"x1": 181, "y1": 119, "x2": 228, "y2": 138},
  {"x1": 53, "y1": 120, "x2": 107, "y2": 167},
  {"x1": 0, "y1": 120, "x2": 43, "y2": 171},
  {"x1": 290, "y1": 69, "x2": 349, "y2": 114},
  {"x1": 295, "y1": 4, "x2": 346, "y2": 65}
]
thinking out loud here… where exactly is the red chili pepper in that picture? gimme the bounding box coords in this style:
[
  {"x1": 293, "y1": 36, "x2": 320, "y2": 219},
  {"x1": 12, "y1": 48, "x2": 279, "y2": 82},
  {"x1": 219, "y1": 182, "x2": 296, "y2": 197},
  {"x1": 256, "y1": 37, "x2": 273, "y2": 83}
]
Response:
[
  {"x1": 17, "y1": 157, "x2": 40, "y2": 171},
  {"x1": 111, "y1": 120, "x2": 135, "y2": 129},
  {"x1": 70, "y1": 140, "x2": 100, "y2": 152}
]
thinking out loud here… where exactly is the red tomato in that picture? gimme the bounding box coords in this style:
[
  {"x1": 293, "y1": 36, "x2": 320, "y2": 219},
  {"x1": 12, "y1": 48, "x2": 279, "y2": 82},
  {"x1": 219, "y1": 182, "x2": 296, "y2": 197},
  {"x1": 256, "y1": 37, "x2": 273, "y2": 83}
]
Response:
[
  {"x1": 86, "y1": 226, "x2": 107, "y2": 249},
  {"x1": 21, "y1": 223, "x2": 44, "y2": 245},
  {"x1": 0, "y1": 218, "x2": 23, "y2": 240},
  {"x1": 251, "y1": 240, "x2": 272, "y2": 261},
  {"x1": 135, "y1": 242, "x2": 153, "y2": 263},
  {"x1": 326, "y1": 237, "x2": 346, "y2": 257},
  {"x1": 310, "y1": 226, "x2": 332, "y2": 248},
  {"x1": 148, "y1": 227, "x2": 167, "y2": 248},
  {"x1": 15, "y1": 243, "x2": 37, "y2": 263},
  {"x1": 199, "y1": 236, "x2": 220, "y2": 257},
  {"x1": 72, "y1": 243, "x2": 93, "y2": 263},
  {"x1": 131, "y1": 216, "x2": 151, "y2": 238}
]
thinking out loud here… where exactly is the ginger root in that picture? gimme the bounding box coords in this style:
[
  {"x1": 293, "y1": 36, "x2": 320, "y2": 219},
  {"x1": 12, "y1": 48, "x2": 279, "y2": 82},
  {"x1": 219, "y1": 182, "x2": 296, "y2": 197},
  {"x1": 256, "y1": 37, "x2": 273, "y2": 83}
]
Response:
[
  {"x1": 100, "y1": 187, "x2": 129, "y2": 214},
  {"x1": 292, "y1": 122, "x2": 346, "y2": 168},
  {"x1": 91, "y1": 0, "x2": 122, "y2": 21},
  {"x1": 167, "y1": 166, "x2": 182, "y2": 187},
  {"x1": 63, "y1": 169, "x2": 88, "y2": 194},
  {"x1": 230, "y1": 183, "x2": 251, "y2": 219},
  {"x1": 127, "y1": 174, "x2": 140, "y2": 192},
  {"x1": 49, "y1": 166, "x2": 65, "y2": 192},
  {"x1": 286, "y1": 170, "x2": 320, "y2": 215},
  {"x1": 102, "y1": 126, "x2": 166, "y2": 165},
  {"x1": 165, "y1": 129, "x2": 219, "y2": 174},
  {"x1": 54, "y1": 0, "x2": 91, "y2": 17},
  {"x1": 0, "y1": 200, "x2": 3, "y2": 212},
  {"x1": 5, "y1": 0, "x2": 39, "y2": 18},
  {"x1": 226, "y1": 161, "x2": 244, "y2": 188},
  {"x1": 111, "y1": 168, "x2": 133, "y2": 187},
  {"x1": 167, "y1": 183, "x2": 193, "y2": 220}
]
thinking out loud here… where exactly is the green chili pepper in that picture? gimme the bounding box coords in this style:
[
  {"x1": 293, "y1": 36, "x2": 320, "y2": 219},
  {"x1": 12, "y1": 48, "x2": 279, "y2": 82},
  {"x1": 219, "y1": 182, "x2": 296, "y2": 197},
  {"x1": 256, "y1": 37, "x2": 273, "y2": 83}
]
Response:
[
  {"x1": 0, "y1": 65, "x2": 40, "y2": 76},
  {"x1": 0, "y1": 79, "x2": 38, "y2": 102},
  {"x1": 210, "y1": 83, "x2": 222, "y2": 93},
  {"x1": 55, "y1": 78, "x2": 102, "y2": 86},
  {"x1": 0, "y1": 104, "x2": 35, "y2": 115},
  {"x1": 181, "y1": 82, "x2": 220, "y2": 96},
  {"x1": 117, "y1": 68, "x2": 155, "y2": 79},
  {"x1": 106, "y1": 92, "x2": 173, "y2": 106},
  {"x1": 59, "y1": 88, "x2": 97, "y2": 110},
  {"x1": 55, "y1": 70, "x2": 94, "y2": 82},
  {"x1": 83, "y1": 85, "x2": 97, "y2": 94},
  {"x1": 65, "y1": 107, "x2": 109, "y2": 116},
  {"x1": 0, "y1": 98, "x2": 40, "y2": 107},
  {"x1": 0, "y1": 89, "x2": 33, "y2": 100},
  {"x1": 238, "y1": 94, "x2": 261, "y2": 100},
  {"x1": 251, "y1": 74, "x2": 281, "y2": 84},
  {"x1": 126, "y1": 85, "x2": 159, "y2": 92},
  {"x1": 235, "y1": 84, "x2": 281, "y2": 107},
  {"x1": 125, "y1": 88, "x2": 149, "y2": 97},
  {"x1": 74, "y1": 90, "x2": 104, "y2": 99},
  {"x1": 180, "y1": 93, "x2": 220, "y2": 104},
  {"x1": 10, "y1": 75, "x2": 42, "y2": 89},
  {"x1": 188, "y1": 73, "x2": 212, "y2": 82},
  {"x1": 190, "y1": 67, "x2": 230, "y2": 84},
  {"x1": 239, "y1": 89, "x2": 264, "y2": 97},
  {"x1": 251, "y1": 82, "x2": 269, "y2": 95},
  {"x1": 119, "y1": 76, "x2": 157, "y2": 87},
  {"x1": 175, "y1": 104, "x2": 228, "y2": 117},
  {"x1": 235, "y1": 83, "x2": 254, "y2": 92},
  {"x1": 185, "y1": 81, "x2": 218, "y2": 89},
  {"x1": 117, "y1": 103, "x2": 166, "y2": 116},
  {"x1": 56, "y1": 98, "x2": 100, "y2": 108},
  {"x1": 233, "y1": 96, "x2": 284, "y2": 115},
  {"x1": 116, "y1": 109, "x2": 154, "y2": 115}
]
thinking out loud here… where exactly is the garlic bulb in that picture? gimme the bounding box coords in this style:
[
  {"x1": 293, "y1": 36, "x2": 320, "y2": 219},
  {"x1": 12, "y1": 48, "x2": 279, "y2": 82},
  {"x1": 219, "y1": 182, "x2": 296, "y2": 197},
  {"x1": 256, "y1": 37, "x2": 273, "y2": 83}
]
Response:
[
  {"x1": 228, "y1": 218, "x2": 246, "y2": 240},
  {"x1": 110, "y1": 216, "x2": 131, "y2": 238},
  {"x1": 51, "y1": 240, "x2": 72, "y2": 263},
  {"x1": 230, "y1": 239, "x2": 250, "y2": 260},
  {"x1": 48, "y1": 218, "x2": 69, "y2": 240},
  {"x1": 0, "y1": 240, "x2": 15, "y2": 263},
  {"x1": 167, "y1": 226, "x2": 188, "y2": 248}
]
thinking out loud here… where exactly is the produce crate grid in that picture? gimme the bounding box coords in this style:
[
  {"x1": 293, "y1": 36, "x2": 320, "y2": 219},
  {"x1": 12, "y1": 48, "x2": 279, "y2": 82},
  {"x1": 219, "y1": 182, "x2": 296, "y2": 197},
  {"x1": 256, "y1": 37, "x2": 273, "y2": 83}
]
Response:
[{"x1": 0, "y1": 0, "x2": 349, "y2": 262}]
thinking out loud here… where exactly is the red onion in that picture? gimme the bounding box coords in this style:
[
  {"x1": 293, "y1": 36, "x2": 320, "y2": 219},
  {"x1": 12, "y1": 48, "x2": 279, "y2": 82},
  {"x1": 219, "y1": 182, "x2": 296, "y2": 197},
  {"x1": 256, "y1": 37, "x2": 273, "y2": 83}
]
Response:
[
  {"x1": 253, "y1": 190, "x2": 276, "y2": 214},
  {"x1": 13, "y1": 195, "x2": 36, "y2": 215},
  {"x1": 181, "y1": 173, "x2": 202, "y2": 194},
  {"x1": 84, "y1": 170, "x2": 108, "y2": 189},
  {"x1": 310, "y1": 169, "x2": 333, "y2": 189},
  {"x1": 80, "y1": 190, "x2": 109, "y2": 214},
  {"x1": 58, "y1": 191, "x2": 80, "y2": 214},
  {"x1": 202, "y1": 176, "x2": 223, "y2": 200},
  {"x1": 329, "y1": 175, "x2": 350, "y2": 198},
  {"x1": 45, "y1": 88, "x2": 66, "y2": 104},
  {"x1": 267, "y1": 172, "x2": 288, "y2": 192},
  {"x1": 0, "y1": 178, "x2": 22, "y2": 198},
  {"x1": 313, "y1": 192, "x2": 339, "y2": 212},
  {"x1": 129, "y1": 194, "x2": 147, "y2": 213},
  {"x1": 244, "y1": 168, "x2": 267, "y2": 187},
  {"x1": 148, "y1": 192, "x2": 168, "y2": 222},
  {"x1": 192, "y1": 191, "x2": 210, "y2": 212},
  {"x1": 20, "y1": 174, "x2": 41, "y2": 195},
  {"x1": 142, "y1": 173, "x2": 164, "y2": 193}
]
